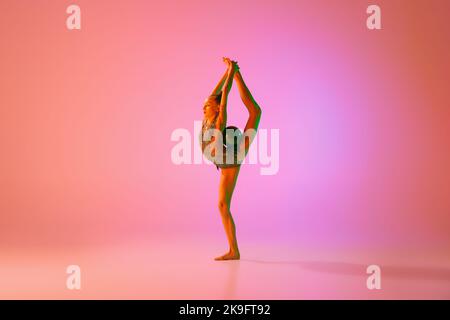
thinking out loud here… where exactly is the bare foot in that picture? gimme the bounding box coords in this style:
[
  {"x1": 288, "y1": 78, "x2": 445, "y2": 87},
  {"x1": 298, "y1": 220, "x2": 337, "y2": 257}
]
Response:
[{"x1": 214, "y1": 251, "x2": 240, "y2": 261}]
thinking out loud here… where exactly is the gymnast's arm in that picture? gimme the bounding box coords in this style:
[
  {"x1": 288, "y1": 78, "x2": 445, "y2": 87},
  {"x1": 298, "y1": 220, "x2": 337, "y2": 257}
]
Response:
[
  {"x1": 210, "y1": 69, "x2": 229, "y2": 96},
  {"x1": 216, "y1": 61, "x2": 237, "y2": 131}
]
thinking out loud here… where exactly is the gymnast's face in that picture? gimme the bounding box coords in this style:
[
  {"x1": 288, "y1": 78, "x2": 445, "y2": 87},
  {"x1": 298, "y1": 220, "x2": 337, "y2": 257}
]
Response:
[{"x1": 203, "y1": 97, "x2": 219, "y2": 119}]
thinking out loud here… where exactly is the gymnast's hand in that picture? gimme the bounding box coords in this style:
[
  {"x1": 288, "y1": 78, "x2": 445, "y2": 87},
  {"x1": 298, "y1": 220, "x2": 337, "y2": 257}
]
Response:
[
  {"x1": 223, "y1": 56, "x2": 231, "y2": 66},
  {"x1": 223, "y1": 57, "x2": 239, "y2": 74}
]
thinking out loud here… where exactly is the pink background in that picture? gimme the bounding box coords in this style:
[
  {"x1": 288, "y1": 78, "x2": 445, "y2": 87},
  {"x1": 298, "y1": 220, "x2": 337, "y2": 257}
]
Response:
[{"x1": 1, "y1": 1, "x2": 450, "y2": 297}]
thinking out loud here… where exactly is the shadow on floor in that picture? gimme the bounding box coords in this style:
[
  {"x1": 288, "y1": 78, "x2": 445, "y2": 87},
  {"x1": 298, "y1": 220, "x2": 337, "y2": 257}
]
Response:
[{"x1": 240, "y1": 259, "x2": 450, "y2": 281}]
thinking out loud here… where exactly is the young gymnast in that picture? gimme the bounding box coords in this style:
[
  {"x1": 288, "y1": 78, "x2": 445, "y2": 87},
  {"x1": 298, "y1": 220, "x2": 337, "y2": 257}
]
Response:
[{"x1": 200, "y1": 57, "x2": 262, "y2": 260}]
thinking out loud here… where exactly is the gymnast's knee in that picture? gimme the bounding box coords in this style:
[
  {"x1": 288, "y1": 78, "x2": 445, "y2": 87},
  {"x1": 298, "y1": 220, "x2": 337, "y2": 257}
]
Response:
[
  {"x1": 218, "y1": 200, "x2": 230, "y2": 213},
  {"x1": 254, "y1": 103, "x2": 262, "y2": 116}
]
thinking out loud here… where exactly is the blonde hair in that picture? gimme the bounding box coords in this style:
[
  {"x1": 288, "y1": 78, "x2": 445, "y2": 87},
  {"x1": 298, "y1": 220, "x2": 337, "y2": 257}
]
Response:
[
  {"x1": 203, "y1": 92, "x2": 222, "y2": 117},
  {"x1": 209, "y1": 92, "x2": 222, "y2": 105}
]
